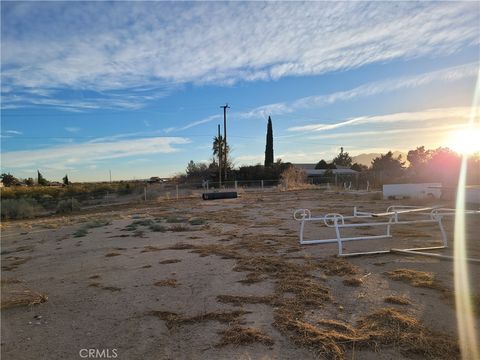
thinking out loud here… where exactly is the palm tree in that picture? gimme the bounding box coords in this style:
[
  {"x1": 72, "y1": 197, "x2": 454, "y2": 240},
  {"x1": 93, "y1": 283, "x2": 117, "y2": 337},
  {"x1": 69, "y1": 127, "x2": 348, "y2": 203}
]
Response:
[
  {"x1": 212, "y1": 135, "x2": 225, "y2": 160},
  {"x1": 212, "y1": 135, "x2": 231, "y2": 181}
]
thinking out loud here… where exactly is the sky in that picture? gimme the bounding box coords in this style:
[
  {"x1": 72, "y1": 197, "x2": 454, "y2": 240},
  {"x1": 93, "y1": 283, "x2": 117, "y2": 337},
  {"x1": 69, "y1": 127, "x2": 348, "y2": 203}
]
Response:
[{"x1": 1, "y1": 1, "x2": 479, "y2": 182}]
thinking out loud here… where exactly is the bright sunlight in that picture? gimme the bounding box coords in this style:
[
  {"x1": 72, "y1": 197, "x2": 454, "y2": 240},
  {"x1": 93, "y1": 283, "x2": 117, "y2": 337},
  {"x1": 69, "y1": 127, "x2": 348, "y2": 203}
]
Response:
[{"x1": 447, "y1": 127, "x2": 480, "y2": 155}]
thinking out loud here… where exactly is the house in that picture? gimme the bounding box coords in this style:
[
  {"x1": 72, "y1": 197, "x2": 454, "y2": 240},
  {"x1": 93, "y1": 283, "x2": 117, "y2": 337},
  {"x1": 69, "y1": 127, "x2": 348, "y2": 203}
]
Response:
[{"x1": 293, "y1": 164, "x2": 358, "y2": 184}]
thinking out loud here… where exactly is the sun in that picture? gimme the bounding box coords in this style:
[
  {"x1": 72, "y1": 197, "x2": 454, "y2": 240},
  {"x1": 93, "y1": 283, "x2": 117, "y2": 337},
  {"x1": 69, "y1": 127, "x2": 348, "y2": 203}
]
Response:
[{"x1": 446, "y1": 127, "x2": 480, "y2": 155}]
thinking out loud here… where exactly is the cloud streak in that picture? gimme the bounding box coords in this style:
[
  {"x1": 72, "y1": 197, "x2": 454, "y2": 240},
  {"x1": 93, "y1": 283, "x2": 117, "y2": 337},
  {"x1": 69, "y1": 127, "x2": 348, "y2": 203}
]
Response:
[
  {"x1": 1, "y1": 2, "x2": 478, "y2": 109},
  {"x1": 287, "y1": 106, "x2": 471, "y2": 133},
  {"x1": 1, "y1": 136, "x2": 190, "y2": 169},
  {"x1": 176, "y1": 63, "x2": 478, "y2": 131}
]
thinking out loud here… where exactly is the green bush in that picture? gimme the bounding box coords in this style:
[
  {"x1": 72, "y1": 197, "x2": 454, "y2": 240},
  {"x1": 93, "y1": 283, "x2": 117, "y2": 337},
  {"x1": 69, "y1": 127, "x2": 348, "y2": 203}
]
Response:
[
  {"x1": 149, "y1": 223, "x2": 166, "y2": 232},
  {"x1": 56, "y1": 198, "x2": 81, "y2": 213},
  {"x1": 188, "y1": 218, "x2": 205, "y2": 226},
  {"x1": 0, "y1": 198, "x2": 44, "y2": 219},
  {"x1": 73, "y1": 228, "x2": 88, "y2": 237}
]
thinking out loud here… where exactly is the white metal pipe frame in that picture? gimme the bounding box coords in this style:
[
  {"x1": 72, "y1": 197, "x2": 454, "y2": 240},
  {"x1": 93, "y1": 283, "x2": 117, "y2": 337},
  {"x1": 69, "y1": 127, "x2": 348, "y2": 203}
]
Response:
[{"x1": 293, "y1": 205, "x2": 480, "y2": 257}]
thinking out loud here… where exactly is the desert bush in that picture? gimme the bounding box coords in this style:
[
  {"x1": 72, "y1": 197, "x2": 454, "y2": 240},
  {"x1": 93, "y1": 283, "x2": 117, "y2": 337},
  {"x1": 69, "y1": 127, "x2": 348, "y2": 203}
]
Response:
[
  {"x1": 142, "y1": 189, "x2": 162, "y2": 200},
  {"x1": 149, "y1": 223, "x2": 166, "y2": 232},
  {"x1": 0, "y1": 198, "x2": 44, "y2": 219},
  {"x1": 280, "y1": 166, "x2": 308, "y2": 190},
  {"x1": 189, "y1": 218, "x2": 205, "y2": 226},
  {"x1": 56, "y1": 198, "x2": 81, "y2": 213}
]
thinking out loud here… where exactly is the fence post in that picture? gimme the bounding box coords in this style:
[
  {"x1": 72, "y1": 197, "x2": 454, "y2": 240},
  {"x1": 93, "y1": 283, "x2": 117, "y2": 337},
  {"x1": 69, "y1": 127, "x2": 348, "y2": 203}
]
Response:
[
  {"x1": 176, "y1": 185, "x2": 179, "y2": 200},
  {"x1": 261, "y1": 180, "x2": 264, "y2": 191},
  {"x1": 235, "y1": 180, "x2": 237, "y2": 190},
  {"x1": 144, "y1": 186, "x2": 147, "y2": 202},
  {"x1": 71, "y1": 197, "x2": 74, "y2": 212},
  {"x1": 335, "y1": 174, "x2": 338, "y2": 187}
]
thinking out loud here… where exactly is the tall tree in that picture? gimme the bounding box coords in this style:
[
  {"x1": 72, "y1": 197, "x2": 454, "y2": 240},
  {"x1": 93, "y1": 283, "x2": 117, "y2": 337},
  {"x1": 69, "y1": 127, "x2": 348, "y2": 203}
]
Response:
[
  {"x1": 0, "y1": 173, "x2": 18, "y2": 187},
  {"x1": 63, "y1": 174, "x2": 69, "y2": 186},
  {"x1": 371, "y1": 151, "x2": 405, "y2": 182},
  {"x1": 37, "y1": 170, "x2": 48, "y2": 186},
  {"x1": 315, "y1": 160, "x2": 328, "y2": 169},
  {"x1": 332, "y1": 147, "x2": 352, "y2": 167},
  {"x1": 264, "y1": 116, "x2": 274, "y2": 167}
]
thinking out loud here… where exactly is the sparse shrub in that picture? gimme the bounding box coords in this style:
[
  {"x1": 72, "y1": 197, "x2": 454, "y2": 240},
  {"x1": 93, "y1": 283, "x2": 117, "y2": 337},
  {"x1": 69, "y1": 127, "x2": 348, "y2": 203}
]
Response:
[
  {"x1": 280, "y1": 166, "x2": 308, "y2": 190},
  {"x1": 166, "y1": 216, "x2": 186, "y2": 223},
  {"x1": 56, "y1": 198, "x2": 81, "y2": 213},
  {"x1": 169, "y1": 224, "x2": 188, "y2": 232},
  {"x1": 149, "y1": 223, "x2": 166, "y2": 232},
  {"x1": 0, "y1": 198, "x2": 44, "y2": 219},
  {"x1": 86, "y1": 219, "x2": 111, "y2": 228},
  {"x1": 73, "y1": 228, "x2": 88, "y2": 237},
  {"x1": 144, "y1": 189, "x2": 162, "y2": 200},
  {"x1": 132, "y1": 219, "x2": 155, "y2": 227},
  {"x1": 188, "y1": 218, "x2": 205, "y2": 226}
]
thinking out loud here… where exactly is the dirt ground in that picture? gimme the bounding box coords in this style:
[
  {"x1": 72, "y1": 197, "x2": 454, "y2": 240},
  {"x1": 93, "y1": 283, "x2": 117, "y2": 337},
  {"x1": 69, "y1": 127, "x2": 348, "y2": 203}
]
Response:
[{"x1": 1, "y1": 189, "x2": 479, "y2": 360}]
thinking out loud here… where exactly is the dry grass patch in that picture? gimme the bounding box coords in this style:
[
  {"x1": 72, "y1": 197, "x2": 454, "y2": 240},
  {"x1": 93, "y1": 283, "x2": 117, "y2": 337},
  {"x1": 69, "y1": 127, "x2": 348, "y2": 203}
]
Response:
[
  {"x1": 384, "y1": 295, "x2": 411, "y2": 305},
  {"x1": 217, "y1": 326, "x2": 274, "y2": 347},
  {"x1": 237, "y1": 274, "x2": 265, "y2": 284},
  {"x1": 1, "y1": 278, "x2": 22, "y2": 285},
  {"x1": 191, "y1": 244, "x2": 240, "y2": 260},
  {"x1": 141, "y1": 245, "x2": 163, "y2": 253},
  {"x1": 169, "y1": 224, "x2": 189, "y2": 232},
  {"x1": 159, "y1": 259, "x2": 181, "y2": 264},
  {"x1": 149, "y1": 310, "x2": 250, "y2": 329},
  {"x1": 2, "y1": 256, "x2": 32, "y2": 271},
  {"x1": 0, "y1": 289, "x2": 48, "y2": 309},
  {"x1": 105, "y1": 252, "x2": 121, "y2": 257},
  {"x1": 102, "y1": 286, "x2": 122, "y2": 292},
  {"x1": 343, "y1": 277, "x2": 363, "y2": 287},
  {"x1": 316, "y1": 257, "x2": 359, "y2": 276},
  {"x1": 385, "y1": 269, "x2": 445, "y2": 290},
  {"x1": 88, "y1": 283, "x2": 121, "y2": 292},
  {"x1": 216, "y1": 295, "x2": 275, "y2": 306},
  {"x1": 356, "y1": 308, "x2": 458, "y2": 359},
  {"x1": 154, "y1": 279, "x2": 177, "y2": 287},
  {"x1": 167, "y1": 243, "x2": 195, "y2": 250},
  {"x1": 274, "y1": 307, "x2": 458, "y2": 360}
]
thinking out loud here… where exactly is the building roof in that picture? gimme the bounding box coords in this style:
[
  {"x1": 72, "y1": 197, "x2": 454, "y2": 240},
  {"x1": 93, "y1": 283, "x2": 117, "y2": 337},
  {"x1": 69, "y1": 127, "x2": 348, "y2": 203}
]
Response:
[
  {"x1": 304, "y1": 169, "x2": 358, "y2": 176},
  {"x1": 293, "y1": 164, "x2": 358, "y2": 176}
]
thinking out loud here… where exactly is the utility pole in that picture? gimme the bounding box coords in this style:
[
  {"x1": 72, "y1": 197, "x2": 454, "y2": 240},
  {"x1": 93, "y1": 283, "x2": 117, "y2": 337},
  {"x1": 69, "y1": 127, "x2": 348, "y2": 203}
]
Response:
[
  {"x1": 218, "y1": 124, "x2": 222, "y2": 187},
  {"x1": 109, "y1": 170, "x2": 112, "y2": 183},
  {"x1": 220, "y1": 103, "x2": 230, "y2": 181}
]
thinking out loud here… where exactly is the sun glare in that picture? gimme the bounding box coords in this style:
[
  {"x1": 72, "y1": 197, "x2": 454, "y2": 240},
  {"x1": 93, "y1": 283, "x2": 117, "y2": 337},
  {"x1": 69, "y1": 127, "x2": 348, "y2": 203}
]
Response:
[{"x1": 447, "y1": 127, "x2": 480, "y2": 154}]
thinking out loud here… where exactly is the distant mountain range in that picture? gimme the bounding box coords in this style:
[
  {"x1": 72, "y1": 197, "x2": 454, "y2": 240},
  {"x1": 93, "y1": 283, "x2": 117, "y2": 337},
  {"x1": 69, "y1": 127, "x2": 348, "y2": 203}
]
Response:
[{"x1": 351, "y1": 151, "x2": 406, "y2": 166}]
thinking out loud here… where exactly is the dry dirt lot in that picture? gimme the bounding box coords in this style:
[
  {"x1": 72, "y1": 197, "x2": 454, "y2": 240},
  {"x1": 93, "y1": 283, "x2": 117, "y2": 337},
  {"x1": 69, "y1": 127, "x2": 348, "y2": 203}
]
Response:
[{"x1": 1, "y1": 189, "x2": 479, "y2": 360}]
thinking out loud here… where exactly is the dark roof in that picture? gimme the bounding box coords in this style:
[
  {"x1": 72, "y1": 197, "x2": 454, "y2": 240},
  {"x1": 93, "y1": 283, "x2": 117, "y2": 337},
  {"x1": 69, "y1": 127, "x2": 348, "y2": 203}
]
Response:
[{"x1": 293, "y1": 164, "x2": 358, "y2": 175}]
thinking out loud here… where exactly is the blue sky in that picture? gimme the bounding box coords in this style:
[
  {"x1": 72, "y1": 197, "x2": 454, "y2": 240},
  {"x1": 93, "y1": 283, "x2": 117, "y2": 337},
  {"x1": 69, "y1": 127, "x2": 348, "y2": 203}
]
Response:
[{"x1": 1, "y1": 1, "x2": 479, "y2": 182}]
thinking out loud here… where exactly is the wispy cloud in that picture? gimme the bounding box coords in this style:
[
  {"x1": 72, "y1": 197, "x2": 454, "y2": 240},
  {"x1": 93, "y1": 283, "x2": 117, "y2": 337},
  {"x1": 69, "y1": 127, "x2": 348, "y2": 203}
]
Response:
[
  {"x1": 1, "y1": 2, "x2": 478, "y2": 109},
  {"x1": 287, "y1": 106, "x2": 471, "y2": 133},
  {"x1": 177, "y1": 63, "x2": 478, "y2": 131},
  {"x1": 1, "y1": 136, "x2": 190, "y2": 169},
  {"x1": 64, "y1": 127, "x2": 80, "y2": 133},
  {"x1": 240, "y1": 63, "x2": 478, "y2": 120},
  {"x1": 4, "y1": 130, "x2": 23, "y2": 135}
]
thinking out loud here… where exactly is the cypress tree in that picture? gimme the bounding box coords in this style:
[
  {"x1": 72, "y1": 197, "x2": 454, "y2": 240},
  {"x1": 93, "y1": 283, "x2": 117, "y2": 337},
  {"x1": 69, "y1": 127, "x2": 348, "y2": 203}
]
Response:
[{"x1": 264, "y1": 116, "x2": 274, "y2": 167}]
